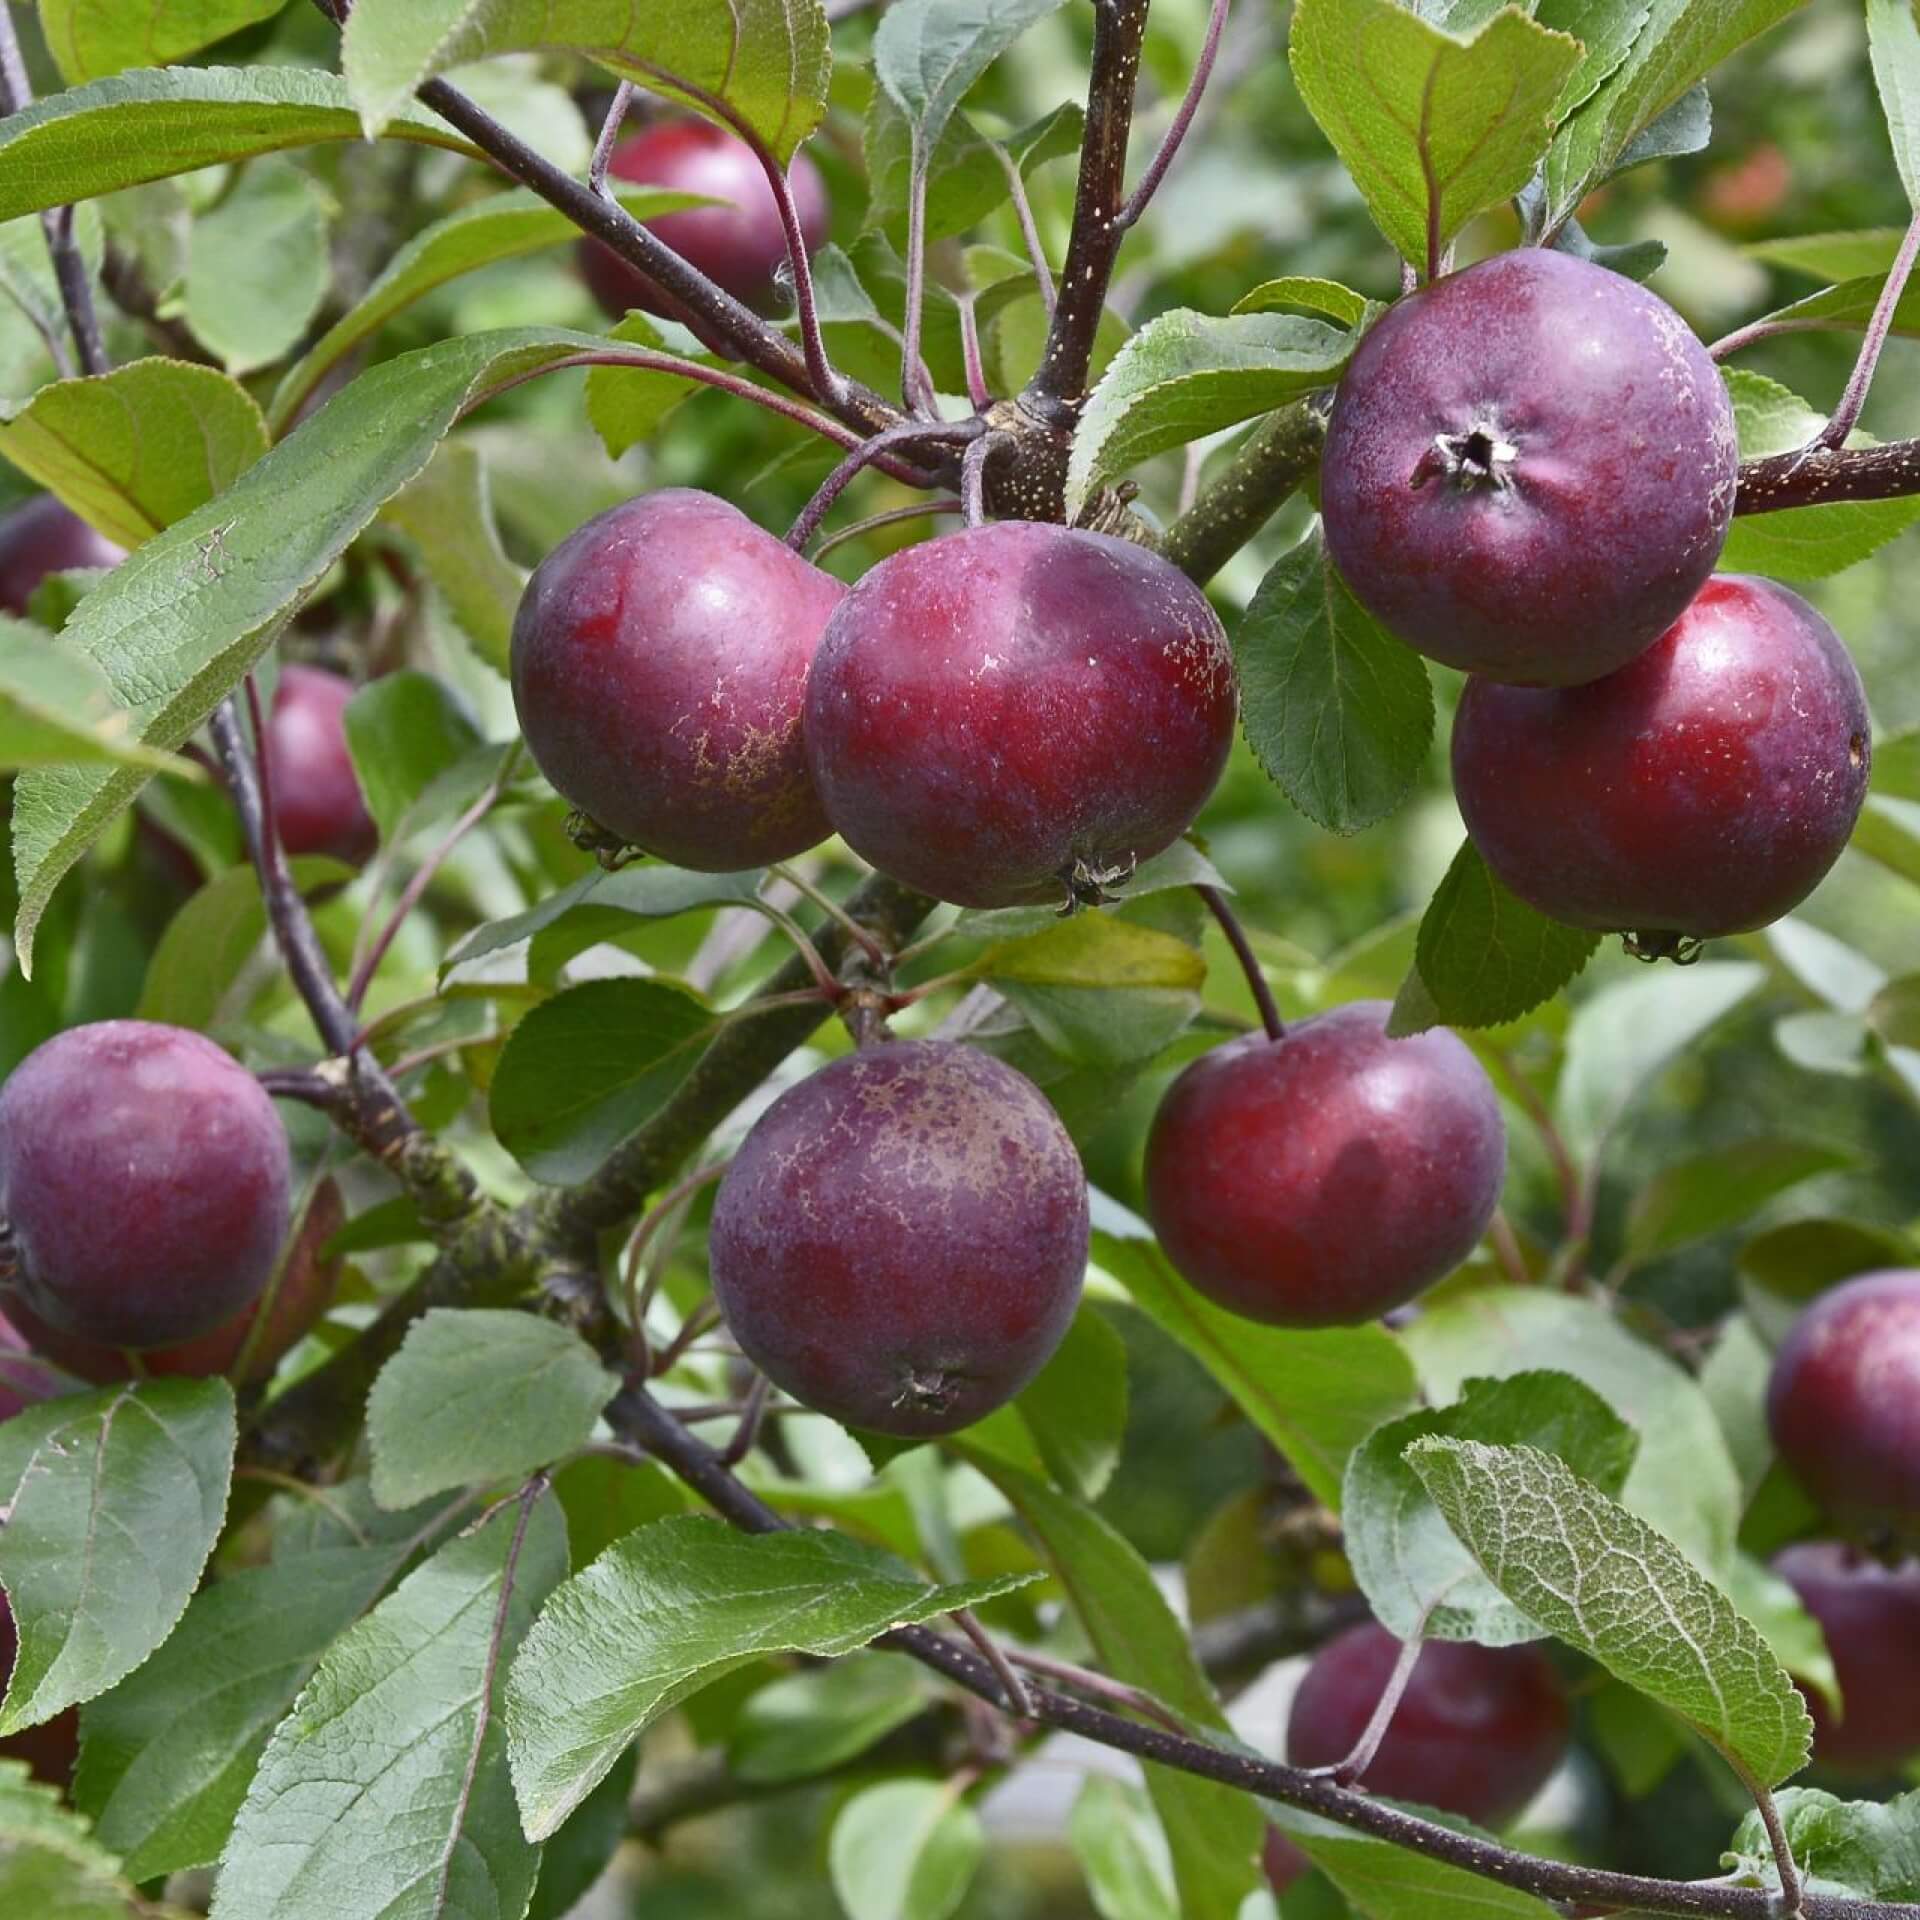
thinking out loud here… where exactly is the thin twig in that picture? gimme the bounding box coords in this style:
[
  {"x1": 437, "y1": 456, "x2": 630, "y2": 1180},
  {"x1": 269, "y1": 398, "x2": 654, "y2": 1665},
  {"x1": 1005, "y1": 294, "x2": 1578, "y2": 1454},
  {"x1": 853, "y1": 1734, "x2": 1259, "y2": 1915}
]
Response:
[
  {"x1": 994, "y1": 145, "x2": 1056, "y2": 315},
  {"x1": 590, "y1": 82, "x2": 636, "y2": 197},
  {"x1": 622, "y1": 1161, "x2": 731, "y2": 1336},
  {"x1": 1326, "y1": 1606, "x2": 1433, "y2": 1788},
  {"x1": 652, "y1": 1301, "x2": 721, "y2": 1378},
  {"x1": 1004, "y1": 1646, "x2": 1186, "y2": 1733},
  {"x1": 1118, "y1": 0, "x2": 1230, "y2": 231},
  {"x1": 811, "y1": 497, "x2": 965, "y2": 558},
  {"x1": 901, "y1": 163, "x2": 936, "y2": 414},
  {"x1": 952, "y1": 1609, "x2": 1035, "y2": 1719},
  {"x1": 718, "y1": 1372, "x2": 772, "y2": 1467},
  {"x1": 347, "y1": 745, "x2": 521, "y2": 1013},
  {"x1": 1817, "y1": 207, "x2": 1920, "y2": 450},
  {"x1": 957, "y1": 294, "x2": 993, "y2": 410},
  {"x1": 765, "y1": 864, "x2": 890, "y2": 968},
  {"x1": 785, "y1": 419, "x2": 983, "y2": 550},
  {"x1": 1197, "y1": 885, "x2": 1283, "y2": 1041},
  {"x1": 0, "y1": 10, "x2": 107, "y2": 378}
]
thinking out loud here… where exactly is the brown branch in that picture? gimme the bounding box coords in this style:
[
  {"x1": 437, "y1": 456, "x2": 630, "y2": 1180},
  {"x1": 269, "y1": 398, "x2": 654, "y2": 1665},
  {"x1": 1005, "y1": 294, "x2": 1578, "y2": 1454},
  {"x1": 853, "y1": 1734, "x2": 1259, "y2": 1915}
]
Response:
[
  {"x1": 1735, "y1": 439, "x2": 1920, "y2": 514},
  {"x1": 1022, "y1": 0, "x2": 1153, "y2": 437},
  {"x1": 610, "y1": 1383, "x2": 1915, "y2": 1920}
]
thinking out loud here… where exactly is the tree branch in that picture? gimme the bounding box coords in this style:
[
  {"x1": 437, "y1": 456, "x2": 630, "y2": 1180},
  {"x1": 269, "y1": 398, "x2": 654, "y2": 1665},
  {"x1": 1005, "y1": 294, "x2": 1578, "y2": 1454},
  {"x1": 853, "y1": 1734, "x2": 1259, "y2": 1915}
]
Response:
[
  {"x1": 611, "y1": 1384, "x2": 1915, "y2": 1920},
  {"x1": 1158, "y1": 400, "x2": 1327, "y2": 582},
  {"x1": 0, "y1": 7, "x2": 108, "y2": 377},
  {"x1": 1021, "y1": 0, "x2": 1154, "y2": 436},
  {"x1": 1735, "y1": 438, "x2": 1920, "y2": 514}
]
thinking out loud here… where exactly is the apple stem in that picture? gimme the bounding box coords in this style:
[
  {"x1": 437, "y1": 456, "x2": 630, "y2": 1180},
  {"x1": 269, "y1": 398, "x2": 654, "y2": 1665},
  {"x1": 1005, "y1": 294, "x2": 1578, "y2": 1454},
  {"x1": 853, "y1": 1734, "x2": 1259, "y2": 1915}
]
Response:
[
  {"x1": 717, "y1": 1372, "x2": 772, "y2": 1467},
  {"x1": 993, "y1": 145, "x2": 1057, "y2": 315},
  {"x1": 1327, "y1": 1614, "x2": 1432, "y2": 1789},
  {"x1": 589, "y1": 82, "x2": 635, "y2": 199},
  {"x1": 958, "y1": 294, "x2": 994, "y2": 410},
  {"x1": 785, "y1": 419, "x2": 984, "y2": 551},
  {"x1": 901, "y1": 160, "x2": 939, "y2": 415},
  {"x1": 808, "y1": 497, "x2": 966, "y2": 559},
  {"x1": 623, "y1": 1161, "x2": 731, "y2": 1343},
  {"x1": 1816, "y1": 206, "x2": 1920, "y2": 452},
  {"x1": 953, "y1": 1609, "x2": 1037, "y2": 1720},
  {"x1": 766, "y1": 864, "x2": 893, "y2": 969},
  {"x1": 961, "y1": 433, "x2": 999, "y2": 527},
  {"x1": 1197, "y1": 884, "x2": 1285, "y2": 1040}
]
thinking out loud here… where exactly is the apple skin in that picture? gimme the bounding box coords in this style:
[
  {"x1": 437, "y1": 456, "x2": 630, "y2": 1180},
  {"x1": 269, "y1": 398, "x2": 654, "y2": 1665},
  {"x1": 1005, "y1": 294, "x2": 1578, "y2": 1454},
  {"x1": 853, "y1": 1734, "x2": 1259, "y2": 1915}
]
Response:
[
  {"x1": 1767, "y1": 1269, "x2": 1920, "y2": 1541},
  {"x1": 804, "y1": 521, "x2": 1236, "y2": 909},
  {"x1": 2, "y1": 1178, "x2": 345, "y2": 1386},
  {"x1": 1322, "y1": 248, "x2": 1738, "y2": 687},
  {"x1": 1144, "y1": 1001, "x2": 1506, "y2": 1328},
  {"x1": 511, "y1": 489, "x2": 844, "y2": 869},
  {"x1": 1772, "y1": 1541, "x2": 1920, "y2": 1774},
  {"x1": 0, "y1": 1021, "x2": 291, "y2": 1350},
  {"x1": 266, "y1": 664, "x2": 378, "y2": 866},
  {"x1": 1451, "y1": 575, "x2": 1869, "y2": 950},
  {"x1": 709, "y1": 1040, "x2": 1088, "y2": 1436},
  {"x1": 578, "y1": 120, "x2": 829, "y2": 323},
  {"x1": 0, "y1": 495, "x2": 124, "y2": 617},
  {"x1": 1287, "y1": 1620, "x2": 1570, "y2": 1827}
]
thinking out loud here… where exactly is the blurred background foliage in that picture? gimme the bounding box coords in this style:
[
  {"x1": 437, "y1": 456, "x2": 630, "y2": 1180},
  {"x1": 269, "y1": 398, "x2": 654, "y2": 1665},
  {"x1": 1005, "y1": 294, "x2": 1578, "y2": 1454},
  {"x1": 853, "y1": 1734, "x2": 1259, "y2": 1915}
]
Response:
[{"x1": 3, "y1": 1, "x2": 1919, "y2": 1913}]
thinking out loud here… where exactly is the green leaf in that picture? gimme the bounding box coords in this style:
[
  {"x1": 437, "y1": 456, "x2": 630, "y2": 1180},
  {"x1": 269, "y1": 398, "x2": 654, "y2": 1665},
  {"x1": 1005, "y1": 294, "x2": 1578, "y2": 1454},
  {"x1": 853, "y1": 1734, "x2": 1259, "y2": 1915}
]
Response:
[
  {"x1": 1069, "y1": 1777, "x2": 1179, "y2": 1920},
  {"x1": 864, "y1": 95, "x2": 1083, "y2": 245},
  {"x1": 211, "y1": 1494, "x2": 567, "y2": 1920},
  {"x1": 367, "y1": 1310, "x2": 621, "y2": 1510},
  {"x1": 1535, "y1": 0, "x2": 1653, "y2": 119},
  {"x1": 1621, "y1": 1137, "x2": 1854, "y2": 1267},
  {"x1": 444, "y1": 865, "x2": 763, "y2": 981},
  {"x1": 1289, "y1": 0, "x2": 1581, "y2": 271},
  {"x1": 1869, "y1": 0, "x2": 1920, "y2": 210},
  {"x1": 135, "y1": 855, "x2": 353, "y2": 1029},
  {"x1": 829, "y1": 1778, "x2": 983, "y2": 1920},
  {"x1": 1555, "y1": 960, "x2": 1764, "y2": 1158},
  {"x1": 958, "y1": 1454, "x2": 1260, "y2": 1920},
  {"x1": 74, "y1": 1534, "x2": 439, "y2": 1881},
  {"x1": 1737, "y1": 1215, "x2": 1914, "y2": 1345},
  {"x1": 488, "y1": 977, "x2": 721, "y2": 1183},
  {"x1": 340, "y1": 668, "x2": 484, "y2": 841},
  {"x1": 182, "y1": 156, "x2": 331, "y2": 376},
  {"x1": 1409, "y1": 1437, "x2": 1812, "y2": 1787},
  {"x1": 1013, "y1": 1304, "x2": 1128, "y2": 1502},
  {"x1": 975, "y1": 913, "x2": 1207, "y2": 992},
  {"x1": 377, "y1": 442, "x2": 525, "y2": 675},
  {"x1": 1723, "y1": 1788, "x2": 1920, "y2": 1903},
  {"x1": 1388, "y1": 840, "x2": 1598, "y2": 1036},
  {"x1": 728, "y1": 1655, "x2": 933, "y2": 1785},
  {"x1": 0, "y1": 1382, "x2": 234, "y2": 1735},
  {"x1": 872, "y1": 0, "x2": 1072, "y2": 161},
  {"x1": 0, "y1": 67, "x2": 477, "y2": 221},
  {"x1": 524, "y1": 1745, "x2": 638, "y2": 1920},
  {"x1": 1343, "y1": 1371, "x2": 1638, "y2": 1644},
  {"x1": 0, "y1": 1764, "x2": 148, "y2": 1920},
  {"x1": 1232, "y1": 277, "x2": 1379, "y2": 327},
  {"x1": 270, "y1": 185, "x2": 707, "y2": 433},
  {"x1": 1718, "y1": 369, "x2": 1920, "y2": 579},
  {"x1": 342, "y1": 0, "x2": 833, "y2": 161},
  {"x1": 1745, "y1": 228, "x2": 1909, "y2": 280},
  {"x1": 503, "y1": 1515, "x2": 1032, "y2": 1841},
  {"x1": 1066, "y1": 310, "x2": 1352, "y2": 516},
  {"x1": 1541, "y1": 0, "x2": 1809, "y2": 233},
  {"x1": 39, "y1": 0, "x2": 285, "y2": 84},
  {"x1": 9, "y1": 327, "x2": 680, "y2": 976},
  {"x1": 1235, "y1": 526, "x2": 1434, "y2": 835},
  {"x1": 1094, "y1": 1224, "x2": 1417, "y2": 1511},
  {"x1": 1270, "y1": 1804, "x2": 1560, "y2": 1920},
  {"x1": 583, "y1": 313, "x2": 713, "y2": 459},
  {"x1": 0, "y1": 360, "x2": 269, "y2": 545},
  {"x1": 1402, "y1": 1285, "x2": 1743, "y2": 1574},
  {"x1": 0, "y1": 619, "x2": 198, "y2": 776}
]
